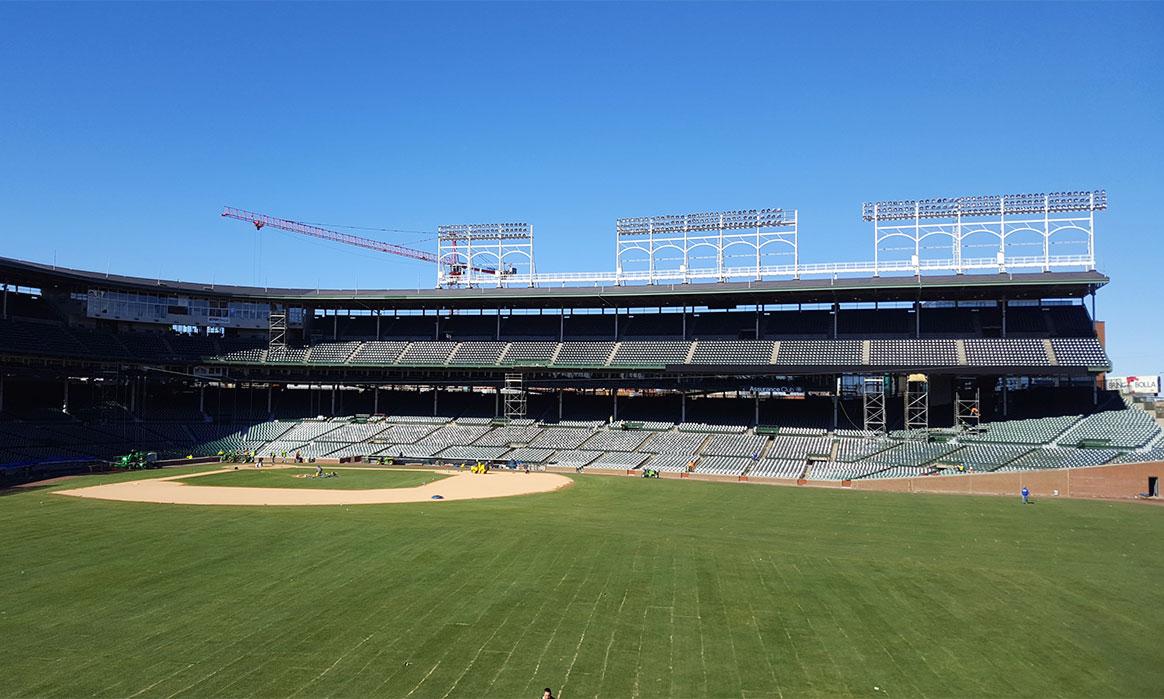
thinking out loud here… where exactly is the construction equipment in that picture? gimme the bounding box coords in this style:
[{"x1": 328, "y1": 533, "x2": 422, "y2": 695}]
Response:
[{"x1": 221, "y1": 206, "x2": 499, "y2": 284}]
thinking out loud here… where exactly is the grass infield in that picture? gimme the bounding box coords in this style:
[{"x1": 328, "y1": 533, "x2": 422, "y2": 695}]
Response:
[
  {"x1": 1, "y1": 465, "x2": 1162, "y2": 697},
  {"x1": 177, "y1": 466, "x2": 449, "y2": 490}
]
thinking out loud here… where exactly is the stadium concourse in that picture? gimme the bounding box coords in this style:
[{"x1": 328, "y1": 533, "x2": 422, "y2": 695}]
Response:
[{"x1": 0, "y1": 244, "x2": 1161, "y2": 497}]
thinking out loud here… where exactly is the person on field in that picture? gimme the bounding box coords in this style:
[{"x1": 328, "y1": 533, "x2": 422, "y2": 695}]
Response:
[
  {"x1": 315, "y1": 463, "x2": 324, "y2": 478},
  {"x1": 1021, "y1": 486, "x2": 1030, "y2": 504},
  {"x1": 542, "y1": 689, "x2": 555, "y2": 699}
]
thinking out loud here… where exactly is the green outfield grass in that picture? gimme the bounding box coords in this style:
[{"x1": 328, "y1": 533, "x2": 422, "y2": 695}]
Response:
[
  {"x1": 1, "y1": 466, "x2": 1162, "y2": 698},
  {"x1": 178, "y1": 467, "x2": 449, "y2": 490}
]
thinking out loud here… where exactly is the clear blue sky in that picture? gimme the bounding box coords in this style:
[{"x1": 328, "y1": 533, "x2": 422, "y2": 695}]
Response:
[{"x1": 0, "y1": 2, "x2": 1161, "y2": 374}]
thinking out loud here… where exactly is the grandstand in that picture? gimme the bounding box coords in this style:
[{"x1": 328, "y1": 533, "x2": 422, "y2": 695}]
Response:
[{"x1": 1, "y1": 190, "x2": 1161, "y2": 489}]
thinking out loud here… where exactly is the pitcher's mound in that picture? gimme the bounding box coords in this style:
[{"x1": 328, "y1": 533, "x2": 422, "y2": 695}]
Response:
[{"x1": 55, "y1": 468, "x2": 572, "y2": 506}]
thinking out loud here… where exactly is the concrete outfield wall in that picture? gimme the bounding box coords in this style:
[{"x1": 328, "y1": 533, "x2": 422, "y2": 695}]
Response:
[{"x1": 850, "y1": 460, "x2": 1164, "y2": 500}]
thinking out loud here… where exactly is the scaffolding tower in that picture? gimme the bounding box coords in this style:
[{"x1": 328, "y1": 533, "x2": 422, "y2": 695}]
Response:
[
  {"x1": 955, "y1": 386, "x2": 981, "y2": 430},
  {"x1": 502, "y1": 373, "x2": 527, "y2": 420},
  {"x1": 863, "y1": 376, "x2": 887, "y2": 434},
  {"x1": 904, "y1": 373, "x2": 930, "y2": 437},
  {"x1": 268, "y1": 304, "x2": 287, "y2": 349}
]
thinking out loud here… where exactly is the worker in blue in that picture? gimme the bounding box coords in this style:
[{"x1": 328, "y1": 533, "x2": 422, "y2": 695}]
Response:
[{"x1": 1020, "y1": 486, "x2": 1030, "y2": 504}]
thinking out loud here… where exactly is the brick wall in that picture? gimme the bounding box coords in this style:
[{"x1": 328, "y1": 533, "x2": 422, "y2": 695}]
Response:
[{"x1": 850, "y1": 459, "x2": 1162, "y2": 500}]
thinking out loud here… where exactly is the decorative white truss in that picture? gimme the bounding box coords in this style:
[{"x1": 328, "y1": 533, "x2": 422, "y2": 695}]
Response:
[
  {"x1": 435, "y1": 191, "x2": 1104, "y2": 288},
  {"x1": 865, "y1": 190, "x2": 1104, "y2": 277},
  {"x1": 436, "y1": 222, "x2": 535, "y2": 288}
]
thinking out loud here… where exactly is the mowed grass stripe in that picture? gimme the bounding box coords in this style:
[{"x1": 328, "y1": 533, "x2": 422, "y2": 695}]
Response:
[
  {"x1": 1, "y1": 467, "x2": 1163, "y2": 697},
  {"x1": 396, "y1": 540, "x2": 550, "y2": 697},
  {"x1": 669, "y1": 546, "x2": 708, "y2": 696}
]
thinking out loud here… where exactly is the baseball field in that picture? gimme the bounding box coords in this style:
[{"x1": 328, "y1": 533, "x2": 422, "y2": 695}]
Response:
[{"x1": 1, "y1": 465, "x2": 1161, "y2": 697}]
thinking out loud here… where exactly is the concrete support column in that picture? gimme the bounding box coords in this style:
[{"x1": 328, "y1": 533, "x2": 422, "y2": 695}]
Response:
[
  {"x1": 199, "y1": 382, "x2": 205, "y2": 415},
  {"x1": 557, "y1": 389, "x2": 563, "y2": 420},
  {"x1": 331, "y1": 384, "x2": 337, "y2": 415},
  {"x1": 494, "y1": 386, "x2": 500, "y2": 417},
  {"x1": 753, "y1": 392, "x2": 759, "y2": 427},
  {"x1": 612, "y1": 389, "x2": 618, "y2": 421},
  {"x1": 267, "y1": 384, "x2": 273, "y2": 416},
  {"x1": 375, "y1": 310, "x2": 381, "y2": 341},
  {"x1": 433, "y1": 386, "x2": 439, "y2": 416},
  {"x1": 1001, "y1": 297, "x2": 1007, "y2": 338},
  {"x1": 373, "y1": 385, "x2": 379, "y2": 414},
  {"x1": 680, "y1": 390, "x2": 686, "y2": 423},
  {"x1": 832, "y1": 376, "x2": 839, "y2": 430},
  {"x1": 62, "y1": 378, "x2": 69, "y2": 414},
  {"x1": 333, "y1": 312, "x2": 338, "y2": 341}
]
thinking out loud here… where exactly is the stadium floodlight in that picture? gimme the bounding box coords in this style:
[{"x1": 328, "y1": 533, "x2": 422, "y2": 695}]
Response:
[
  {"x1": 616, "y1": 208, "x2": 793, "y2": 236},
  {"x1": 437, "y1": 223, "x2": 533, "y2": 240},
  {"x1": 861, "y1": 190, "x2": 1107, "y2": 222}
]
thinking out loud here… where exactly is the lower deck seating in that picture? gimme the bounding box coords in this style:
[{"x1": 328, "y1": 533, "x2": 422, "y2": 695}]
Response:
[{"x1": 1, "y1": 407, "x2": 1153, "y2": 480}]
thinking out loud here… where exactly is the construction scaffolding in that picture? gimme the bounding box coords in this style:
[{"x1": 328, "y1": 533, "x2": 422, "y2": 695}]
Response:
[
  {"x1": 863, "y1": 376, "x2": 887, "y2": 434},
  {"x1": 904, "y1": 373, "x2": 930, "y2": 436},
  {"x1": 502, "y1": 373, "x2": 527, "y2": 420},
  {"x1": 268, "y1": 304, "x2": 287, "y2": 349},
  {"x1": 955, "y1": 386, "x2": 981, "y2": 430}
]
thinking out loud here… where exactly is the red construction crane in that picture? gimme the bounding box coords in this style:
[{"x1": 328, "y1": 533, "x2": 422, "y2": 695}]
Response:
[{"x1": 221, "y1": 206, "x2": 496, "y2": 278}]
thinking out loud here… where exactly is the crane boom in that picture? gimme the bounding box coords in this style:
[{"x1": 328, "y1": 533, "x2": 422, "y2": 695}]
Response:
[{"x1": 221, "y1": 206, "x2": 496, "y2": 275}]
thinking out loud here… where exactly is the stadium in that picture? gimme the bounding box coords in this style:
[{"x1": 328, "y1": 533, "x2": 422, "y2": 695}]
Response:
[
  {"x1": 2, "y1": 191, "x2": 1161, "y2": 490},
  {"x1": 1, "y1": 188, "x2": 1162, "y2": 695}
]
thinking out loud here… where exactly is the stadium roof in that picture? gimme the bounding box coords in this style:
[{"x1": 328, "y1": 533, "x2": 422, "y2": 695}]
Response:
[{"x1": 0, "y1": 256, "x2": 1108, "y2": 310}]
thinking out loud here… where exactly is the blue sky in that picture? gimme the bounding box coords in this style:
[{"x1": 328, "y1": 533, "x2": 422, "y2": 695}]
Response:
[{"x1": 0, "y1": 2, "x2": 1161, "y2": 374}]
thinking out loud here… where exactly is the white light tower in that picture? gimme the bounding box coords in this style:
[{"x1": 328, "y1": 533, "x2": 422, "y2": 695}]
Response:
[
  {"x1": 862, "y1": 190, "x2": 1105, "y2": 277},
  {"x1": 614, "y1": 207, "x2": 798, "y2": 285},
  {"x1": 437, "y1": 222, "x2": 535, "y2": 288}
]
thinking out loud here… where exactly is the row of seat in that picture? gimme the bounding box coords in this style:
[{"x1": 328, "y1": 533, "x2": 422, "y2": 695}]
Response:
[
  {"x1": 5, "y1": 410, "x2": 1160, "y2": 478},
  {"x1": 210, "y1": 338, "x2": 1113, "y2": 369}
]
